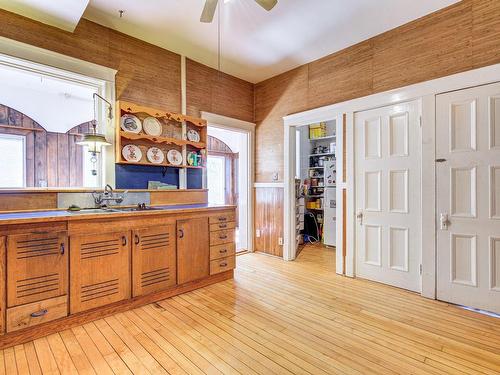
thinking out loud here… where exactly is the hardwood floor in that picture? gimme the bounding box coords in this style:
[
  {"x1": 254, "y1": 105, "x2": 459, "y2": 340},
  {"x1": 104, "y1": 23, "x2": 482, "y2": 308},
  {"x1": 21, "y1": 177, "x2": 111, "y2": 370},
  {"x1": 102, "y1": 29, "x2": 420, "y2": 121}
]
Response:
[{"x1": 1, "y1": 244, "x2": 499, "y2": 374}]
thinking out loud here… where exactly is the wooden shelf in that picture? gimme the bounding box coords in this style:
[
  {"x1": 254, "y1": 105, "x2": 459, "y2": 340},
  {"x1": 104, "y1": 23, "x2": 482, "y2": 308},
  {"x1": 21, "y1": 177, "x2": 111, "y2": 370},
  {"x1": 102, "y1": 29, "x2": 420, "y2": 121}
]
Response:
[
  {"x1": 119, "y1": 131, "x2": 206, "y2": 149},
  {"x1": 117, "y1": 160, "x2": 204, "y2": 169}
]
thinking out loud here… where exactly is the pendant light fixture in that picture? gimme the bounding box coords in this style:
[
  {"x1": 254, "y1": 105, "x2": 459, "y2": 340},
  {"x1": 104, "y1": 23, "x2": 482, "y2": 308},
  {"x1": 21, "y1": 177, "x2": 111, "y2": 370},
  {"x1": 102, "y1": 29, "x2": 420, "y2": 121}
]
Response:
[{"x1": 76, "y1": 93, "x2": 112, "y2": 175}]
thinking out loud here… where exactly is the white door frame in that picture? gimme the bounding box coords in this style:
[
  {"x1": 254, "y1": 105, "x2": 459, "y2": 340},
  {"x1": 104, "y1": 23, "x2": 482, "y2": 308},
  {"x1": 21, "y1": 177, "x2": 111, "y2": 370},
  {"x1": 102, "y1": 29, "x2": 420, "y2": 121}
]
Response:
[
  {"x1": 283, "y1": 63, "x2": 500, "y2": 299},
  {"x1": 201, "y1": 111, "x2": 256, "y2": 253}
]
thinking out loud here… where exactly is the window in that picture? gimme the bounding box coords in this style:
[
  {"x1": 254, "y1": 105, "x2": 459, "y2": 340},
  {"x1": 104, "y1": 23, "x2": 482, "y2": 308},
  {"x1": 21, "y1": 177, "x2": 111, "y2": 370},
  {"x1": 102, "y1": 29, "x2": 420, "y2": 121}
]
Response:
[
  {"x1": 207, "y1": 155, "x2": 226, "y2": 205},
  {"x1": 0, "y1": 134, "x2": 25, "y2": 187}
]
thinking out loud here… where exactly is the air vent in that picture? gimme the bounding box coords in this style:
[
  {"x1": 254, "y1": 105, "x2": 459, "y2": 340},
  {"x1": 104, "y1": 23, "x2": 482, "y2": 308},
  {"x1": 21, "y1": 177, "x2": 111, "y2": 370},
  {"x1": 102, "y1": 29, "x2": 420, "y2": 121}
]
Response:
[
  {"x1": 141, "y1": 233, "x2": 170, "y2": 251},
  {"x1": 81, "y1": 239, "x2": 120, "y2": 260},
  {"x1": 81, "y1": 279, "x2": 119, "y2": 302},
  {"x1": 141, "y1": 268, "x2": 170, "y2": 288},
  {"x1": 16, "y1": 273, "x2": 60, "y2": 299},
  {"x1": 16, "y1": 237, "x2": 59, "y2": 259}
]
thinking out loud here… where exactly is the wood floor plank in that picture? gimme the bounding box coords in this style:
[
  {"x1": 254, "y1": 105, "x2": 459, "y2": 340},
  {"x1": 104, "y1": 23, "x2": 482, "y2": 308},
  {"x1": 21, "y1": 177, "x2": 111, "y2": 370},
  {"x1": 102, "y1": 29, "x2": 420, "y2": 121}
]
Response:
[
  {"x1": 13, "y1": 345, "x2": 30, "y2": 375},
  {"x1": 2, "y1": 245, "x2": 499, "y2": 374}
]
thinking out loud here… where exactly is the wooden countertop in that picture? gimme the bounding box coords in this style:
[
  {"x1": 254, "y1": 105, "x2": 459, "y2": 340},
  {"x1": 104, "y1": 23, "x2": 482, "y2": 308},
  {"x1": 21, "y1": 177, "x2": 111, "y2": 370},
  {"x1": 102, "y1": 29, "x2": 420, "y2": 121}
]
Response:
[{"x1": 0, "y1": 204, "x2": 235, "y2": 225}]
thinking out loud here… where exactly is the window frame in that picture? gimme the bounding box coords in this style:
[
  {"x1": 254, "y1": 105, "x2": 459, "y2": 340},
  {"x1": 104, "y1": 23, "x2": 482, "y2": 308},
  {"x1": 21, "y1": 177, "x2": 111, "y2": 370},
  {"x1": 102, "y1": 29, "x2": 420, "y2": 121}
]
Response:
[{"x1": 0, "y1": 133, "x2": 26, "y2": 188}]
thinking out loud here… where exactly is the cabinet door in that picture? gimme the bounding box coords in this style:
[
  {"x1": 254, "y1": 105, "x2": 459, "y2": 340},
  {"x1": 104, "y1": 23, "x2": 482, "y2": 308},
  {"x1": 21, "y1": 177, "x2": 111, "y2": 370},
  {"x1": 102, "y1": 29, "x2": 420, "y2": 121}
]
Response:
[
  {"x1": 177, "y1": 217, "x2": 209, "y2": 284},
  {"x1": 132, "y1": 225, "x2": 176, "y2": 297},
  {"x1": 7, "y1": 231, "x2": 68, "y2": 307},
  {"x1": 70, "y1": 232, "x2": 130, "y2": 314}
]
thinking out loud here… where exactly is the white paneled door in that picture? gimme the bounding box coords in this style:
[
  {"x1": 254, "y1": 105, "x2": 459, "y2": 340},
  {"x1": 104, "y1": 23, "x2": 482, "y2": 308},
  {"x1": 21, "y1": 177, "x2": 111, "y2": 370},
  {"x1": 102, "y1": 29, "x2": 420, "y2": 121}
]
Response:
[
  {"x1": 436, "y1": 83, "x2": 500, "y2": 314},
  {"x1": 355, "y1": 100, "x2": 421, "y2": 292}
]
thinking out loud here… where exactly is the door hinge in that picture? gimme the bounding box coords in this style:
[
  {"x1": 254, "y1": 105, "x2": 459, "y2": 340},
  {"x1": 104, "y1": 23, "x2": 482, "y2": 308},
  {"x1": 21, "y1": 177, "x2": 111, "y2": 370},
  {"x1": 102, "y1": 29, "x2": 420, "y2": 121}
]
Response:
[
  {"x1": 419, "y1": 116, "x2": 422, "y2": 127},
  {"x1": 436, "y1": 158, "x2": 447, "y2": 163},
  {"x1": 419, "y1": 264, "x2": 422, "y2": 275}
]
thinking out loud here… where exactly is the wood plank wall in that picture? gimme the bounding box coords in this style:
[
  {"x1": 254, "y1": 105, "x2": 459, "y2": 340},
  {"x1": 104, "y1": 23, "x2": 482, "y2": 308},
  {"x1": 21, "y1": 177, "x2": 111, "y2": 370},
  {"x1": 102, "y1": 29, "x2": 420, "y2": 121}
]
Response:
[
  {"x1": 0, "y1": 10, "x2": 255, "y2": 123},
  {"x1": 254, "y1": 0, "x2": 500, "y2": 182},
  {"x1": 254, "y1": 187, "x2": 284, "y2": 257},
  {"x1": 186, "y1": 59, "x2": 254, "y2": 122},
  {"x1": 0, "y1": 105, "x2": 90, "y2": 187}
]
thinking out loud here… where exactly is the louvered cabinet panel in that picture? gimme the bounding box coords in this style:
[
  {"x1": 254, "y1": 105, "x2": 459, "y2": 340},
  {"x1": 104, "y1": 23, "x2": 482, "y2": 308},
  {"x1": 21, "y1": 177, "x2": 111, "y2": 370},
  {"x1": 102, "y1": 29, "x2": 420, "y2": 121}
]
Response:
[
  {"x1": 132, "y1": 225, "x2": 177, "y2": 297},
  {"x1": 70, "y1": 232, "x2": 130, "y2": 314},
  {"x1": 7, "y1": 232, "x2": 68, "y2": 307}
]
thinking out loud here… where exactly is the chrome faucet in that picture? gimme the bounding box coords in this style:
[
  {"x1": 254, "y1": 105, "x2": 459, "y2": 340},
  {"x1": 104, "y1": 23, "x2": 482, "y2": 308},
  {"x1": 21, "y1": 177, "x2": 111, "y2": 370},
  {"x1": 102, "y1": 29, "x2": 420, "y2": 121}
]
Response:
[{"x1": 92, "y1": 185, "x2": 128, "y2": 208}]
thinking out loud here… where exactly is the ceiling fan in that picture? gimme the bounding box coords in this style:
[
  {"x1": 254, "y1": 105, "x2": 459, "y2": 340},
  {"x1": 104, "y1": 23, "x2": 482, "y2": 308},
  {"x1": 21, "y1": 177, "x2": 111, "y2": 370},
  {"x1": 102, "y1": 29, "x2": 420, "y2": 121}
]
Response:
[{"x1": 200, "y1": 0, "x2": 278, "y2": 23}]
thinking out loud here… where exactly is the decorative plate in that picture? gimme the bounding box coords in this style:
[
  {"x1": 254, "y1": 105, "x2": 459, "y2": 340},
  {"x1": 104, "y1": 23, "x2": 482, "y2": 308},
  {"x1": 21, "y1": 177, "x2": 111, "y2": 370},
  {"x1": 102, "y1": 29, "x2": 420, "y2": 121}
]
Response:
[
  {"x1": 120, "y1": 114, "x2": 142, "y2": 134},
  {"x1": 146, "y1": 147, "x2": 164, "y2": 164},
  {"x1": 167, "y1": 149, "x2": 183, "y2": 166},
  {"x1": 122, "y1": 144, "x2": 142, "y2": 162},
  {"x1": 187, "y1": 151, "x2": 198, "y2": 166},
  {"x1": 143, "y1": 117, "x2": 162, "y2": 136},
  {"x1": 187, "y1": 129, "x2": 200, "y2": 142}
]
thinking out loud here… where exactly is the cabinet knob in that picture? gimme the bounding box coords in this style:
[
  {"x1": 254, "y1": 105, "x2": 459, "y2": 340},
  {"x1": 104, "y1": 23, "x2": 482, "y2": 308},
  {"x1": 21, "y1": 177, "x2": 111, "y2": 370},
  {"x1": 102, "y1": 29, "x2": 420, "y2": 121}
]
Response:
[
  {"x1": 218, "y1": 217, "x2": 227, "y2": 222},
  {"x1": 219, "y1": 235, "x2": 227, "y2": 240},
  {"x1": 30, "y1": 309, "x2": 48, "y2": 318},
  {"x1": 220, "y1": 262, "x2": 228, "y2": 267},
  {"x1": 220, "y1": 249, "x2": 227, "y2": 254},
  {"x1": 60, "y1": 243, "x2": 65, "y2": 255},
  {"x1": 134, "y1": 234, "x2": 140, "y2": 245},
  {"x1": 122, "y1": 236, "x2": 128, "y2": 246},
  {"x1": 178, "y1": 229, "x2": 184, "y2": 239},
  {"x1": 219, "y1": 224, "x2": 227, "y2": 228}
]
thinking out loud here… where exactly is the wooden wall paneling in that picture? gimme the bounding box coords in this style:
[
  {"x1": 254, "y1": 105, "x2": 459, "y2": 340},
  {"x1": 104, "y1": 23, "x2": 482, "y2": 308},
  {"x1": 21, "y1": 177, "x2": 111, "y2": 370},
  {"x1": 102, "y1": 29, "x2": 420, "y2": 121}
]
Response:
[
  {"x1": 371, "y1": 0, "x2": 473, "y2": 93},
  {"x1": 56, "y1": 133, "x2": 69, "y2": 187},
  {"x1": 307, "y1": 40, "x2": 374, "y2": 109},
  {"x1": 254, "y1": 66, "x2": 309, "y2": 182},
  {"x1": 109, "y1": 29, "x2": 181, "y2": 112},
  {"x1": 254, "y1": 187, "x2": 283, "y2": 257},
  {"x1": 34, "y1": 130, "x2": 47, "y2": 187},
  {"x1": 471, "y1": 0, "x2": 500, "y2": 68},
  {"x1": 186, "y1": 59, "x2": 254, "y2": 122},
  {"x1": 0, "y1": 236, "x2": 5, "y2": 334},
  {"x1": 0, "y1": 193, "x2": 57, "y2": 212},
  {"x1": 46, "y1": 133, "x2": 58, "y2": 187}
]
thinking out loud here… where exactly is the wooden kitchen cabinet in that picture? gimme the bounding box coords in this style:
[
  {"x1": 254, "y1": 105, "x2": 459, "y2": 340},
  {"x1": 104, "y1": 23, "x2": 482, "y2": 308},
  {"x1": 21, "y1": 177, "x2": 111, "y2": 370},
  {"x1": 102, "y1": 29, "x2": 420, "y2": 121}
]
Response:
[
  {"x1": 132, "y1": 224, "x2": 177, "y2": 297},
  {"x1": 70, "y1": 231, "x2": 131, "y2": 314},
  {"x1": 7, "y1": 231, "x2": 68, "y2": 307},
  {"x1": 177, "y1": 217, "x2": 209, "y2": 284}
]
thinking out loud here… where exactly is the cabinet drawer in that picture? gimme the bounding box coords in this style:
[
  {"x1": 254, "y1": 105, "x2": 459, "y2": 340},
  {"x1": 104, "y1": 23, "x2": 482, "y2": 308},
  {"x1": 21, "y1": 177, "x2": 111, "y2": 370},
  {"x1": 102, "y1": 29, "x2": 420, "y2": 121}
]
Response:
[
  {"x1": 210, "y1": 229, "x2": 235, "y2": 246},
  {"x1": 6, "y1": 295, "x2": 67, "y2": 333},
  {"x1": 210, "y1": 221, "x2": 235, "y2": 232},
  {"x1": 210, "y1": 256, "x2": 236, "y2": 275},
  {"x1": 210, "y1": 243, "x2": 236, "y2": 260},
  {"x1": 209, "y1": 212, "x2": 235, "y2": 224}
]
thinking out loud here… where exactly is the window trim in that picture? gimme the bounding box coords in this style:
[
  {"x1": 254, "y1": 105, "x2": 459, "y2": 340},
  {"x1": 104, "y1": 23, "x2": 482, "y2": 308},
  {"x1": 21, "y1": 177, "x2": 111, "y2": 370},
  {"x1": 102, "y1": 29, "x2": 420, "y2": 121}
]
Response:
[{"x1": 0, "y1": 133, "x2": 26, "y2": 188}]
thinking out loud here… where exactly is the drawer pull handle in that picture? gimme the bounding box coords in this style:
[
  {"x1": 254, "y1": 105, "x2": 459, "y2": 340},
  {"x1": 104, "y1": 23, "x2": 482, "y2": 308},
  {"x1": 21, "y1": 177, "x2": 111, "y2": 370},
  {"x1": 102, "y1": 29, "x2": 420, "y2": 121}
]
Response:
[
  {"x1": 134, "y1": 234, "x2": 140, "y2": 245},
  {"x1": 122, "y1": 236, "x2": 127, "y2": 246},
  {"x1": 219, "y1": 235, "x2": 228, "y2": 240},
  {"x1": 178, "y1": 229, "x2": 184, "y2": 239},
  {"x1": 219, "y1": 224, "x2": 227, "y2": 228},
  {"x1": 218, "y1": 217, "x2": 227, "y2": 222},
  {"x1": 220, "y1": 249, "x2": 228, "y2": 254},
  {"x1": 30, "y1": 309, "x2": 48, "y2": 318},
  {"x1": 220, "y1": 262, "x2": 228, "y2": 267},
  {"x1": 60, "y1": 243, "x2": 65, "y2": 255}
]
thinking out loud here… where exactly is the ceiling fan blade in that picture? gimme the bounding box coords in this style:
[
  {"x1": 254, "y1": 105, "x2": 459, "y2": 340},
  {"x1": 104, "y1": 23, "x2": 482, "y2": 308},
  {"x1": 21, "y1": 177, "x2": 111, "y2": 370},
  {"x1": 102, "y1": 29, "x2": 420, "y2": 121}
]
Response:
[
  {"x1": 254, "y1": 0, "x2": 278, "y2": 11},
  {"x1": 200, "y1": 0, "x2": 219, "y2": 23}
]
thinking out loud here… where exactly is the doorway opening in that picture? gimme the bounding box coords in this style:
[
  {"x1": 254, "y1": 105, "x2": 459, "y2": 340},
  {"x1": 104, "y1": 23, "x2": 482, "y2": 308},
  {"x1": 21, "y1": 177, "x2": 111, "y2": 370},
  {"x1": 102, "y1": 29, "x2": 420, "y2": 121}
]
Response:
[{"x1": 207, "y1": 127, "x2": 250, "y2": 253}]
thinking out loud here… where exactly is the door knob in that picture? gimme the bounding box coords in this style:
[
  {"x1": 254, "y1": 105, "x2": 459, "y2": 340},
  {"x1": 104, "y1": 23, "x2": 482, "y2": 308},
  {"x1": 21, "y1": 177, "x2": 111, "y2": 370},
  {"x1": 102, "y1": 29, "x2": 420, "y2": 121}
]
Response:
[
  {"x1": 356, "y1": 211, "x2": 363, "y2": 225},
  {"x1": 440, "y1": 213, "x2": 450, "y2": 230}
]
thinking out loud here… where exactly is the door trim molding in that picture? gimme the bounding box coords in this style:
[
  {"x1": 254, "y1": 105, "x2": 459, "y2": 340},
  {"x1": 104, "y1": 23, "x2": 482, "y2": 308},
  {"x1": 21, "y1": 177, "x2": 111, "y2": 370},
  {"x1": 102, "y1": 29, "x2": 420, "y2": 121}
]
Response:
[
  {"x1": 283, "y1": 63, "x2": 500, "y2": 298},
  {"x1": 202, "y1": 112, "x2": 256, "y2": 253}
]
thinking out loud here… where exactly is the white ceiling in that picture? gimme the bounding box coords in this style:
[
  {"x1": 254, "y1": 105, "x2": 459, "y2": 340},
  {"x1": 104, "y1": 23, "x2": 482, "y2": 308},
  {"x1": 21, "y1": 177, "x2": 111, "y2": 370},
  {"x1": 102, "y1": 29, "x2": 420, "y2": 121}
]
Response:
[
  {"x1": 1, "y1": 0, "x2": 460, "y2": 83},
  {"x1": 0, "y1": 0, "x2": 89, "y2": 31}
]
